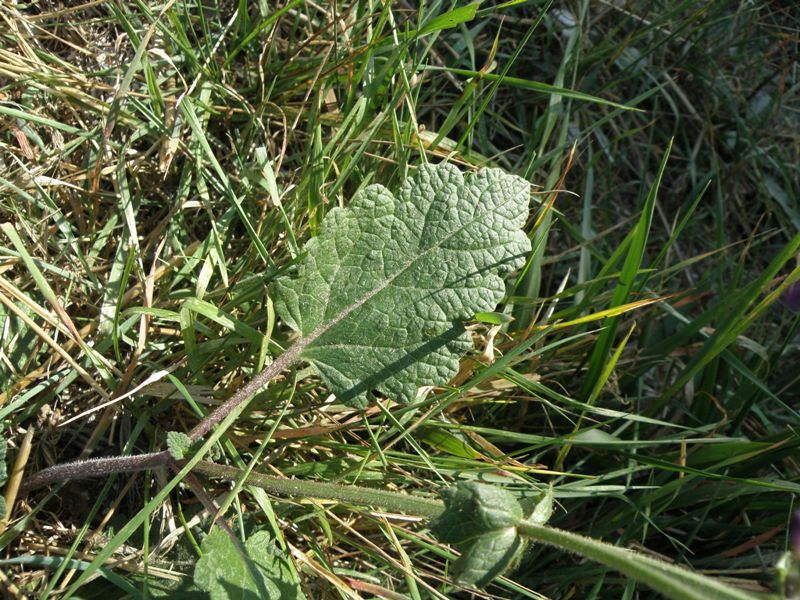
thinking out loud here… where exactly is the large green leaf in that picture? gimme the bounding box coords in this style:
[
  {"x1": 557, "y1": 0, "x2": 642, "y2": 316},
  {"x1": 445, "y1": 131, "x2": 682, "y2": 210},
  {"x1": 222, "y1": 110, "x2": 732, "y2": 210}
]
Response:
[{"x1": 272, "y1": 163, "x2": 531, "y2": 407}]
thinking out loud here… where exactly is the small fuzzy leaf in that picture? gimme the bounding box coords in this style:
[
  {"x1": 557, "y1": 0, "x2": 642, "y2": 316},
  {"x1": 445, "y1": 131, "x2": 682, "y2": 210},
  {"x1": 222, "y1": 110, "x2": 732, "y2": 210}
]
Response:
[
  {"x1": 272, "y1": 163, "x2": 531, "y2": 407},
  {"x1": 431, "y1": 481, "x2": 523, "y2": 545},
  {"x1": 194, "y1": 529, "x2": 305, "y2": 600},
  {"x1": 166, "y1": 431, "x2": 194, "y2": 460},
  {"x1": 431, "y1": 482, "x2": 526, "y2": 586},
  {"x1": 529, "y1": 486, "x2": 554, "y2": 525},
  {"x1": 454, "y1": 527, "x2": 524, "y2": 586}
]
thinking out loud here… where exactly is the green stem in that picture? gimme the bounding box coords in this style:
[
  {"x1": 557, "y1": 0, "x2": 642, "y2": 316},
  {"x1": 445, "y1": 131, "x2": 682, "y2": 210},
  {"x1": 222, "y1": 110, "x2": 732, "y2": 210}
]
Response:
[
  {"x1": 26, "y1": 448, "x2": 762, "y2": 600},
  {"x1": 192, "y1": 460, "x2": 445, "y2": 519},
  {"x1": 516, "y1": 520, "x2": 759, "y2": 600},
  {"x1": 195, "y1": 462, "x2": 757, "y2": 600}
]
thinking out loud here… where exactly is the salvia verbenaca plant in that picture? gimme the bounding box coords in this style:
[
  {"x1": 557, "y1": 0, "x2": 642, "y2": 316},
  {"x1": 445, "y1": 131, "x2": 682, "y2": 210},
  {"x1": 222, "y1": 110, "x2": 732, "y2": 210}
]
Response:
[{"x1": 4, "y1": 164, "x2": 762, "y2": 599}]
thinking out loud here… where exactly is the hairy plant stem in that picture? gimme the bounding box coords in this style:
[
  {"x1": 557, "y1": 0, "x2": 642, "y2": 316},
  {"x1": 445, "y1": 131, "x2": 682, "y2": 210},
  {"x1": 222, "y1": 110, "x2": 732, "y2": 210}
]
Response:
[
  {"x1": 186, "y1": 343, "x2": 302, "y2": 441},
  {"x1": 191, "y1": 460, "x2": 445, "y2": 519},
  {"x1": 22, "y1": 453, "x2": 754, "y2": 600},
  {"x1": 188, "y1": 280, "x2": 387, "y2": 441},
  {"x1": 20, "y1": 451, "x2": 169, "y2": 492},
  {"x1": 516, "y1": 521, "x2": 757, "y2": 600},
  {"x1": 22, "y1": 452, "x2": 444, "y2": 518},
  {"x1": 20, "y1": 348, "x2": 302, "y2": 492},
  {"x1": 23, "y1": 286, "x2": 378, "y2": 490}
]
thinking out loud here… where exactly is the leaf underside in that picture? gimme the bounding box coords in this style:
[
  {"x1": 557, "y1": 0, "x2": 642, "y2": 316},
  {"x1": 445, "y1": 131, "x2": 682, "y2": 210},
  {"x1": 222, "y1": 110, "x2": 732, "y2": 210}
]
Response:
[{"x1": 272, "y1": 162, "x2": 531, "y2": 407}]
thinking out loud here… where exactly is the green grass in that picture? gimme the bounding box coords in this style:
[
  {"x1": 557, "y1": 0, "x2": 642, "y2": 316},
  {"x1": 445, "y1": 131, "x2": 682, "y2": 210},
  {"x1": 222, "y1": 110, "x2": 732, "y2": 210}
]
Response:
[{"x1": 1, "y1": 0, "x2": 798, "y2": 598}]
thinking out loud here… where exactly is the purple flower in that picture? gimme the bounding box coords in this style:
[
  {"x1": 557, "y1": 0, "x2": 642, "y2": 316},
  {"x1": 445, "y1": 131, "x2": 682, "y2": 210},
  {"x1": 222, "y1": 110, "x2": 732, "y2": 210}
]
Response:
[{"x1": 784, "y1": 281, "x2": 800, "y2": 313}]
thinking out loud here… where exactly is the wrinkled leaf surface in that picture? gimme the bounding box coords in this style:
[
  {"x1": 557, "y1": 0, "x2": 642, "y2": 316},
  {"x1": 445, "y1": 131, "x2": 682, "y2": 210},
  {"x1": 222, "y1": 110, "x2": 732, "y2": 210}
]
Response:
[{"x1": 273, "y1": 163, "x2": 530, "y2": 407}]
